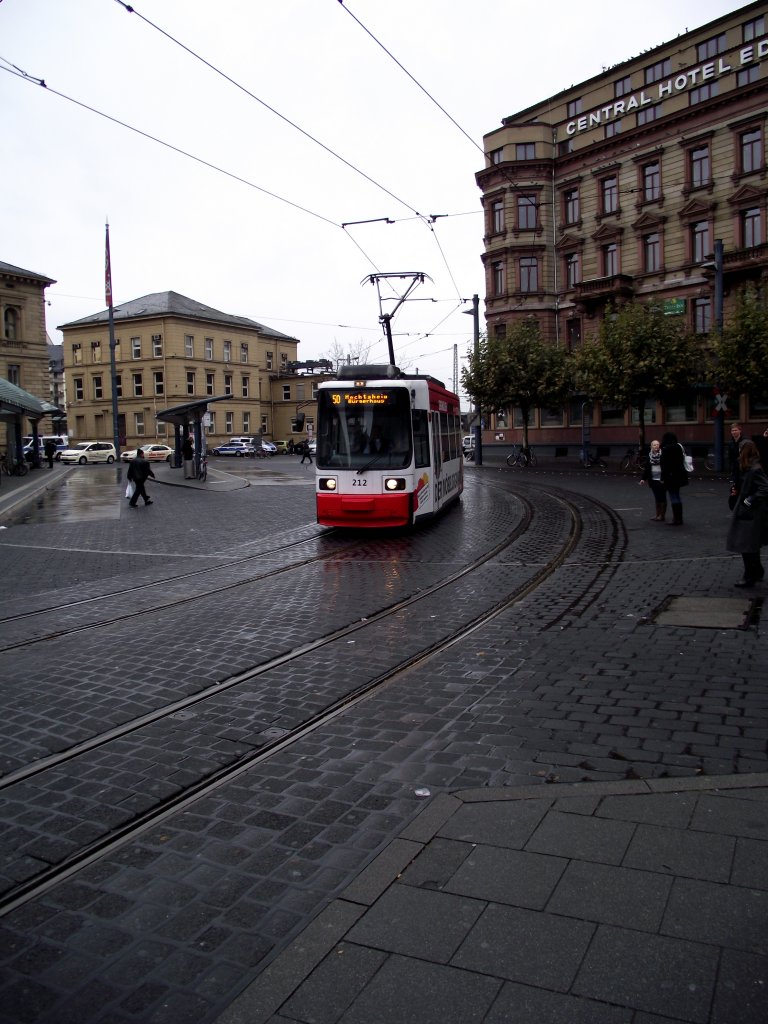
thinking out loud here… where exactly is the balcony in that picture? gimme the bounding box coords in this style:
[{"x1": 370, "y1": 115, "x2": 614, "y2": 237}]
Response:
[{"x1": 574, "y1": 274, "x2": 634, "y2": 312}]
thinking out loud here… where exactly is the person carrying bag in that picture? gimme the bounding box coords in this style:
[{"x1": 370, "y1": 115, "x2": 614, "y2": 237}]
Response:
[{"x1": 726, "y1": 440, "x2": 768, "y2": 587}]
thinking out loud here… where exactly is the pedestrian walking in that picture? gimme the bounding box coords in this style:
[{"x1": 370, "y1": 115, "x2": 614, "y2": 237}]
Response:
[
  {"x1": 43, "y1": 439, "x2": 56, "y2": 469},
  {"x1": 660, "y1": 431, "x2": 688, "y2": 526},
  {"x1": 728, "y1": 422, "x2": 748, "y2": 510},
  {"x1": 300, "y1": 441, "x2": 313, "y2": 465},
  {"x1": 127, "y1": 449, "x2": 155, "y2": 508},
  {"x1": 726, "y1": 439, "x2": 768, "y2": 588},
  {"x1": 182, "y1": 436, "x2": 195, "y2": 479},
  {"x1": 640, "y1": 439, "x2": 666, "y2": 521}
]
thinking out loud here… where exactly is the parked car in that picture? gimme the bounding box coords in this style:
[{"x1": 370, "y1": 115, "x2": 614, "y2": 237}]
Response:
[
  {"x1": 212, "y1": 442, "x2": 256, "y2": 457},
  {"x1": 273, "y1": 440, "x2": 290, "y2": 454},
  {"x1": 60, "y1": 441, "x2": 117, "y2": 465},
  {"x1": 307, "y1": 438, "x2": 317, "y2": 453},
  {"x1": 462, "y1": 435, "x2": 475, "y2": 456},
  {"x1": 260, "y1": 441, "x2": 277, "y2": 455},
  {"x1": 121, "y1": 444, "x2": 174, "y2": 463}
]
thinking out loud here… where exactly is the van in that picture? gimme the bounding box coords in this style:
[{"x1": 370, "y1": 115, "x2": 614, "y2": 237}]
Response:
[{"x1": 23, "y1": 434, "x2": 70, "y2": 461}]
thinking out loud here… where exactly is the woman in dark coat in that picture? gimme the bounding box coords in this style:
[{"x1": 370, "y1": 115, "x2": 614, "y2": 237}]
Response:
[
  {"x1": 726, "y1": 440, "x2": 768, "y2": 587},
  {"x1": 660, "y1": 431, "x2": 688, "y2": 526}
]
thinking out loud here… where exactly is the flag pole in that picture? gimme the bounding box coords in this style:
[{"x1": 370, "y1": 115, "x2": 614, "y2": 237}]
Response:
[{"x1": 106, "y1": 220, "x2": 120, "y2": 456}]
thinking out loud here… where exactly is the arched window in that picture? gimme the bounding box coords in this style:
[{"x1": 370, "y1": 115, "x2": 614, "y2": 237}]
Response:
[{"x1": 4, "y1": 307, "x2": 19, "y2": 340}]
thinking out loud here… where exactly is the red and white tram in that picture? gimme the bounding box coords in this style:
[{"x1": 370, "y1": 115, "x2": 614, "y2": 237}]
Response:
[{"x1": 315, "y1": 364, "x2": 463, "y2": 528}]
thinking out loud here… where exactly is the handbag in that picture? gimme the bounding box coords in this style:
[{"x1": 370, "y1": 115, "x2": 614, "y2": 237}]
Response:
[{"x1": 679, "y1": 444, "x2": 693, "y2": 474}]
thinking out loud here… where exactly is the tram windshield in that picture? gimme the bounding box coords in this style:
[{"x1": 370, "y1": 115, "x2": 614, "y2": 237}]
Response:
[{"x1": 316, "y1": 388, "x2": 412, "y2": 471}]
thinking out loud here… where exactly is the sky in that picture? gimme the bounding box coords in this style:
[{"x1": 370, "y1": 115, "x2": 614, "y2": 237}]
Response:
[{"x1": 2, "y1": 0, "x2": 738, "y2": 405}]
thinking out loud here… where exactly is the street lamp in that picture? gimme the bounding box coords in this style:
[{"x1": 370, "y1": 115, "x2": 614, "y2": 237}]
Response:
[
  {"x1": 462, "y1": 294, "x2": 482, "y2": 466},
  {"x1": 702, "y1": 240, "x2": 725, "y2": 472}
]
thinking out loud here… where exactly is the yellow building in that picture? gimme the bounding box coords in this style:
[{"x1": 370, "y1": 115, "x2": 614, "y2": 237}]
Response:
[
  {"x1": 60, "y1": 291, "x2": 309, "y2": 448},
  {"x1": 477, "y1": 1, "x2": 768, "y2": 447},
  {"x1": 1, "y1": 261, "x2": 57, "y2": 450}
]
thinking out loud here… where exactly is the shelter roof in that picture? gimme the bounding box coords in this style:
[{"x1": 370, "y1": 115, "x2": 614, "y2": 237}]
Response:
[{"x1": 0, "y1": 378, "x2": 46, "y2": 419}]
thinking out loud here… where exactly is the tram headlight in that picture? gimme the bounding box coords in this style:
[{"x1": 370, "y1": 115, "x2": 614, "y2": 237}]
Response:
[
  {"x1": 318, "y1": 477, "x2": 337, "y2": 491},
  {"x1": 384, "y1": 477, "x2": 406, "y2": 491}
]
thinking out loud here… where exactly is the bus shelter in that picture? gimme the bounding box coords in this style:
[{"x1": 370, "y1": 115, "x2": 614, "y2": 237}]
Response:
[
  {"x1": 155, "y1": 396, "x2": 228, "y2": 477},
  {"x1": 0, "y1": 378, "x2": 47, "y2": 469}
]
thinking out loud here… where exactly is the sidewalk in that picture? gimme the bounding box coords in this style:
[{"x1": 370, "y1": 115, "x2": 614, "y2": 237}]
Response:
[{"x1": 220, "y1": 773, "x2": 768, "y2": 1024}]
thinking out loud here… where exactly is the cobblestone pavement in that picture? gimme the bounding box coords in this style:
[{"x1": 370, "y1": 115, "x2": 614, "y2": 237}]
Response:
[{"x1": 0, "y1": 459, "x2": 765, "y2": 1023}]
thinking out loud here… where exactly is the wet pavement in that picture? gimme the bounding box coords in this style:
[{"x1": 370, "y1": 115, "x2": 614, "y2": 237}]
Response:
[{"x1": 0, "y1": 453, "x2": 765, "y2": 1024}]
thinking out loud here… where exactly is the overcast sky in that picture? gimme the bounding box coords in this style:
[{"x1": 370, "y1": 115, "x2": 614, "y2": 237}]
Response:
[{"x1": 2, "y1": 0, "x2": 736, "y2": 401}]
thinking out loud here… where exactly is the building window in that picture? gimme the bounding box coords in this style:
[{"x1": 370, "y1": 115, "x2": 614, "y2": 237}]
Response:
[
  {"x1": 7, "y1": 363, "x2": 20, "y2": 385},
  {"x1": 565, "y1": 251, "x2": 581, "y2": 287},
  {"x1": 132, "y1": 372, "x2": 143, "y2": 397},
  {"x1": 206, "y1": 372, "x2": 215, "y2": 396},
  {"x1": 490, "y1": 147, "x2": 504, "y2": 164},
  {"x1": 515, "y1": 143, "x2": 535, "y2": 160},
  {"x1": 492, "y1": 261, "x2": 505, "y2": 296},
  {"x1": 690, "y1": 145, "x2": 710, "y2": 188},
  {"x1": 224, "y1": 373, "x2": 233, "y2": 396},
  {"x1": 206, "y1": 412, "x2": 216, "y2": 435},
  {"x1": 564, "y1": 188, "x2": 579, "y2": 224},
  {"x1": 493, "y1": 322, "x2": 507, "y2": 339},
  {"x1": 692, "y1": 221, "x2": 710, "y2": 263},
  {"x1": 223, "y1": 339, "x2": 232, "y2": 362},
  {"x1": 602, "y1": 243, "x2": 618, "y2": 277},
  {"x1": 520, "y1": 257, "x2": 539, "y2": 293},
  {"x1": 614, "y1": 75, "x2": 632, "y2": 98},
  {"x1": 205, "y1": 337, "x2": 213, "y2": 360},
  {"x1": 261, "y1": 415, "x2": 268, "y2": 434},
  {"x1": 637, "y1": 104, "x2": 662, "y2": 126},
  {"x1": 243, "y1": 413, "x2": 250, "y2": 433},
  {"x1": 605, "y1": 121, "x2": 622, "y2": 139},
  {"x1": 737, "y1": 65, "x2": 760, "y2": 87},
  {"x1": 642, "y1": 161, "x2": 661, "y2": 201},
  {"x1": 517, "y1": 195, "x2": 537, "y2": 229},
  {"x1": 644, "y1": 233, "x2": 661, "y2": 272},
  {"x1": 72, "y1": 343, "x2": 82, "y2": 365},
  {"x1": 744, "y1": 15, "x2": 765, "y2": 40},
  {"x1": 281, "y1": 353, "x2": 288, "y2": 368},
  {"x1": 491, "y1": 200, "x2": 504, "y2": 233},
  {"x1": 91, "y1": 341, "x2": 102, "y2": 362},
  {"x1": 566, "y1": 318, "x2": 582, "y2": 350},
  {"x1": 3, "y1": 307, "x2": 19, "y2": 339},
  {"x1": 645, "y1": 58, "x2": 670, "y2": 85},
  {"x1": 152, "y1": 334, "x2": 163, "y2": 357},
  {"x1": 135, "y1": 413, "x2": 144, "y2": 436},
  {"x1": 241, "y1": 375, "x2": 249, "y2": 398},
  {"x1": 694, "y1": 297, "x2": 712, "y2": 334},
  {"x1": 266, "y1": 350, "x2": 273, "y2": 370},
  {"x1": 92, "y1": 375, "x2": 102, "y2": 400},
  {"x1": 74, "y1": 377, "x2": 84, "y2": 400},
  {"x1": 742, "y1": 208, "x2": 763, "y2": 248},
  {"x1": 115, "y1": 374, "x2": 122, "y2": 398},
  {"x1": 558, "y1": 138, "x2": 574, "y2": 156},
  {"x1": 226, "y1": 412, "x2": 234, "y2": 434},
  {"x1": 282, "y1": 385, "x2": 291, "y2": 401},
  {"x1": 153, "y1": 371, "x2": 164, "y2": 396},
  {"x1": 183, "y1": 335, "x2": 193, "y2": 358},
  {"x1": 690, "y1": 83, "x2": 718, "y2": 105},
  {"x1": 740, "y1": 128, "x2": 762, "y2": 173},
  {"x1": 131, "y1": 337, "x2": 141, "y2": 358},
  {"x1": 186, "y1": 371, "x2": 195, "y2": 396},
  {"x1": 240, "y1": 343, "x2": 248, "y2": 363},
  {"x1": 697, "y1": 33, "x2": 726, "y2": 61},
  {"x1": 601, "y1": 176, "x2": 618, "y2": 214},
  {"x1": 567, "y1": 97, "x2": 583, "y2": 117}
]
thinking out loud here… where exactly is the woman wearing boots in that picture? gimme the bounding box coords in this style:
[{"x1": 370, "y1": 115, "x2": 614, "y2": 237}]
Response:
[
  {"x1": 641, "y1": 439, "x2": 666, "y2": 521},
  {"x1": 660, "y1": 431, "x2": 688, "y2": 525},
  {"x1": 726, "y1": 440, "x2": 768, "y2": 588}
]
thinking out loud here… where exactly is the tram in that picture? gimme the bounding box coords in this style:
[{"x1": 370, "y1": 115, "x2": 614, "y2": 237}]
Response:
[{"x1": 315, "y1": 364, "x2": 463, "y2": 528}]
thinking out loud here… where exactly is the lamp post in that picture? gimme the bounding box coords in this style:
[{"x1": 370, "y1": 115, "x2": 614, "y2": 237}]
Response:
[
  {"x1": 712, "y1": 240, "x2": 725, "y2": 472},
  {"x1": 462, "y1": 294, "x2": 482, "y2": 466}
]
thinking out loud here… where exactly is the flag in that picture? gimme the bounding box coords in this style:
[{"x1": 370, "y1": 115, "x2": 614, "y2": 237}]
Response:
[{"x1": 105, "y1": 222, "x2": 113, "y2": 309}]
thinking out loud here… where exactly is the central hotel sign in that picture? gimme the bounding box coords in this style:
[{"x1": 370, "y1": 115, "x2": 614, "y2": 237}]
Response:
[{"x1": 566, "y1": 39, "x2": 768, "y2": 136}]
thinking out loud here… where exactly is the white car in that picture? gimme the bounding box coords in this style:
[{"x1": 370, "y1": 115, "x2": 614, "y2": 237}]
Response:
[
  {"x1": 60, "y1": 441, "x2": 117, "y2": 465},
  {"x1": 121, "y1": 444, "x2": 174, "y2": 463},
  {"x1": 260, "y1": 441, "x2": 277, "y2": 455}
]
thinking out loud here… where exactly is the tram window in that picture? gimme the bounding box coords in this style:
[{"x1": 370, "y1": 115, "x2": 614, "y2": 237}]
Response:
[{"x1": 413, "y1": 409, "x2": 429, "y2": 467}]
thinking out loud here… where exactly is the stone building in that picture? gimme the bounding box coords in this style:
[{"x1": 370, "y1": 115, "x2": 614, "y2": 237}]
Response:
[
  {"x1": 476, "y1": 1, "x2": 768, "y2": 448},
  {"x1": 59, "y1": 291, "x2": 314, "y2": 448}
]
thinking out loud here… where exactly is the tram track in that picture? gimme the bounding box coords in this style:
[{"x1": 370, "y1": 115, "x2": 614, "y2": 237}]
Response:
[{"x1": 0, "y1": 483, "x2": 626, "y2": 920}]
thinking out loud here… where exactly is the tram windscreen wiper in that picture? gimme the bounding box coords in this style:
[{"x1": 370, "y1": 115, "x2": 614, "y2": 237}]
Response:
[{"x1": 356, "y1": 454, "x2": 385, "y2": 475}]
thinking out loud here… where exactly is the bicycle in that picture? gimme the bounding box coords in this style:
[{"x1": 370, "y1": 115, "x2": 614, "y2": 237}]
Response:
[
  {"x1": 620, "y1": 447, "x2": 648, "y2": 473},
  {"x1": 197, "y1": 451, "x2": 208, "y2": 482},
  {"x1": 579, "y1": 449, "x2": 607, "y2": 470},
  {"x1": 1, "y1": 453, "x2": 29, "y2": 477},
  {"x1": 506, "y1": 444, "x2": 537, "y2": 468}
]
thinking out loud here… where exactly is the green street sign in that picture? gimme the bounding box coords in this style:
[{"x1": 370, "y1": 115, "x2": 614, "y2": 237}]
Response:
[{"x1": 663, "y1": 298, "x2": 686, "y2": 316}]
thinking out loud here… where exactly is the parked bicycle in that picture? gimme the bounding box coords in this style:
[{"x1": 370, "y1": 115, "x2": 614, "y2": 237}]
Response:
[
  {"x1": 620, "y1": 446, "x2": 648, "y2": 473},
  {"x1": 197, "y1": 450, "x2": 208, "y2": 482},
  {"x1": 1, "y1": 452, "x2": 29, "y2": 477},
  {"x1": 579, "y1": 449, "x2": 607, "y2": 470},
  {"x1": 506, "y1": 444, "x2": 537, "y2": 468}
]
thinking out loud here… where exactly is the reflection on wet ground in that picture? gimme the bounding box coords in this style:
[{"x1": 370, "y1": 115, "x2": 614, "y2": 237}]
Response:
[{"x1": 11, "y1": 467, "x2": 124, "y2": 525}]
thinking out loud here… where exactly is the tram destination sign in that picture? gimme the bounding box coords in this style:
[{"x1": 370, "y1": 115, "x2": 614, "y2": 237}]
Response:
[{"x1": 331, "y1": 391, "x2": 393, "y2": 406}]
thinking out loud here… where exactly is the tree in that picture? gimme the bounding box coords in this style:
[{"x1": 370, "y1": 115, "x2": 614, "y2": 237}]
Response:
[
  {"x1": 572, "y1": 302, "x2": 701, "y2": 450},
  {"x1": 712, "y1": 283, "x2": 768, "y2": 407},
  {"x1": 461, "y1": 320, "x2": 569, "y2": 450},
  {"x1": 320, "y1": 338, "x2": 374, "y2": 373}
]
